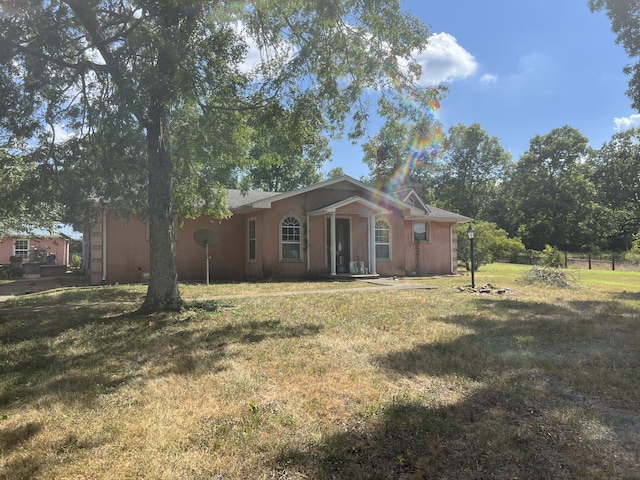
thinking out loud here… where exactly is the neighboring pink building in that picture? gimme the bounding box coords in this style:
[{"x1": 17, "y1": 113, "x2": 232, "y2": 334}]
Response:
[
  {"x1": 0, "y1": 235, "x2": 71, "y2": 265},
  {"x1": 86, "y1": 176, "x2": 470, "y2": 285}
]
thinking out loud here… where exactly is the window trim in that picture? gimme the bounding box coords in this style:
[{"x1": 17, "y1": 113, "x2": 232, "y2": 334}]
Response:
[
  {"x1": 280, "y1": 214, "x2": 302, "y2": 262},
  {"x1": 248, "y1": 217, "x2": 257, "y2": 262},
  {"x1": 412, "y1": 221, "x2": 430, "y2": 243},
  {"x1": 14, "y1": 239, "x2": 29, "y2": 260},
  {"x1": 374, "y1": 218, "x2": 391, "y2": 261}
]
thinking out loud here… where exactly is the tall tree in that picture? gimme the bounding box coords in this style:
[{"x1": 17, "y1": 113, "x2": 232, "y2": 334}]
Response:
[
  {"x1": 362, "y1": 85, "x2": 447, "y2": 192},
  {"x1": 590, "y1": 128, "x2": 640, "y2": 250},
  {"x1": 1, "y1": 0, "x2": 431, "y2": 312},
  {"x1": 588, "y1": 1, "x2": 640, "y2": 249},
  {"x1": 589, "y1": 0, "x2": 640, "y2": 110},
  {"x1": 0, "y1": 149, "x2": 65, "y2": 236},
  {"x1": 326, "y1": 166, "x2": 346, "y2": 179},
  {"x1": 246, "y1": 98, "x2": 328, "y2": 192},
  {"x1": 429, "y1": 123, "x2": 511, "y2": 219},
  {"x1": 507, "y1": 126, "x2": 597, "y2": 251}
]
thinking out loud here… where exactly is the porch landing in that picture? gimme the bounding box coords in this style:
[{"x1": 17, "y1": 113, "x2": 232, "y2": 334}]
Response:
[{"x1": 332, "y1": 273, "x2": 380, "y2": 280}]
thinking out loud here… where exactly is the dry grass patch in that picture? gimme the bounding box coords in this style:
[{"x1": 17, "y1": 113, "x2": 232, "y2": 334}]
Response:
[{"x1": 1, "y1": 265, "x2": 640, "y2": 478}]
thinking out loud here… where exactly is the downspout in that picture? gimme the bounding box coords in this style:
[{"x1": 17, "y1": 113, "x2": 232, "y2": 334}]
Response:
[
  {"x1": 102, "y1": 210, "x2": 107, "y2": 281},
  {"x1": 306, "y1": 214, "x2": 310, "y2": 273},
  {"x1": 450, "y1": 224, "x2": 455, "y2": 274},
  {"x1": 367, "y1": 215, "x2": 371, "y2": 273}
]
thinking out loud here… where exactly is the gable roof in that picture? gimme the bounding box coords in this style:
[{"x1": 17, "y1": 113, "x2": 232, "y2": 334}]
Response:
[
  {"x1": 399, "y1": 189, "x2": 430, "y2": 213},
  {"x1": 307, "y1": 196, "x2": 391, "y2": 216},
  {"x1": 228, "y1": 175, "x2": 471, "y2": 223}
]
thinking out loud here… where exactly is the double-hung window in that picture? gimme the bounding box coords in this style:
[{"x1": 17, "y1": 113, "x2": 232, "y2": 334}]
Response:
[
  {"x1": 14, "y1": 239, "x2": 29, "y2": 260},
  {"x1": 413, "y1": 222, "x2": 429, "y2": 242},
  {"x1": 281, "y1": 216, "x2": 301, "y2": 260}
]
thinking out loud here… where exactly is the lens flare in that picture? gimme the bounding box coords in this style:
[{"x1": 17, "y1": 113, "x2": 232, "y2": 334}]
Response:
[{"x1": 380, "y1": 62, "x2": 446, "y2": 194}]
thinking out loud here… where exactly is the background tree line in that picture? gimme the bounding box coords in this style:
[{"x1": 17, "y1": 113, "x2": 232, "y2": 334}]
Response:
[{"x1": 365, "y1": 119, "x2": 640, "y2": 257}]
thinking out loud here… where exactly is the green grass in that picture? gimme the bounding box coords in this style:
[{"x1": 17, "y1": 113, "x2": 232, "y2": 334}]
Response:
[{"x1": 1, "y1": 264, "x2": 639, "y2": 479}]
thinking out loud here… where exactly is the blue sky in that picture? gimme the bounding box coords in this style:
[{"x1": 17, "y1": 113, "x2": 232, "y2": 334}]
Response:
[{"x1": 327, "y1": 0, "x2": 638, "y2": 179}]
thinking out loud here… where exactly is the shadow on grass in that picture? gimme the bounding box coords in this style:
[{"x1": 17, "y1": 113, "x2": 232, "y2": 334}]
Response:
[
  {"x1": 0, "y1": 286, "x2": 146, "y2": 310},
  {"x1": 0, "y1": 421, "x2": 42, "y2": 453},
  {"x1": 276, "y1": 296, "x2": 640, "y2": 479},
  {"x1": 612, "y1": 290, "x2": 640, "y2": 301},
  {"x1": 0, "y1": 421, "x2": 45, "y2": 477},
  {"x1": 0, "y1": 299, "x2": 321, "y2": 408},
  {"x1": 275, "y1": 384, "x2": 588, "y2": 479}
]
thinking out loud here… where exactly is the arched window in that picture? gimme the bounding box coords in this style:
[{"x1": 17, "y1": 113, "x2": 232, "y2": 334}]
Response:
[
  {"x1": 281, "y1": 215, "x2": 301, "y2": 260},
  {"x1": 375, "y1": 219, "x2": 391, "y2": 260}
]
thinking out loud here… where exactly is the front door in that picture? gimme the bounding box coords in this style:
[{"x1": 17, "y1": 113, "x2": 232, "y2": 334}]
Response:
[{"x1": 327, "y1": 218, "x2": 350, "y2": 273}]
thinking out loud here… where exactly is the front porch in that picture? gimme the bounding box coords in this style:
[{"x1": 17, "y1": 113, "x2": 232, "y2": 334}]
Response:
[{"x1": 306, "y1": 196, "x2": 390, "y2": 277}]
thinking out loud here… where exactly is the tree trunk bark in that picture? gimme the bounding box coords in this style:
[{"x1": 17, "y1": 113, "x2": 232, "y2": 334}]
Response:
[{"x1": 140, "y1": 102, "x2": 181, "y2": 313}]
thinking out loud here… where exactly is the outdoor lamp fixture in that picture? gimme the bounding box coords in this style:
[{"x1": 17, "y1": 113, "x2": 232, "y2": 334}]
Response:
[{"x1": 467, "y1": 224, "x2": 475, "y2": 289}]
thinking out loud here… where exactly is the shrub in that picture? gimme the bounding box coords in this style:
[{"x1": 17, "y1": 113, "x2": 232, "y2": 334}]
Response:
[
  {"x1": 457, "y1": 221, "x2": 525, "y2": 271},
  {"x1": 542, "y1": 244, "x2": 562, "y2": 267},
  {"x1": 69, "y1": 254, "x2": 82, "y2": 270},
  {"x1": 619, "y1": 234, "x2": 640, "y2": 264},
  {"x1": 0, "y1": 265, "x2": 24, "y2": 279}
]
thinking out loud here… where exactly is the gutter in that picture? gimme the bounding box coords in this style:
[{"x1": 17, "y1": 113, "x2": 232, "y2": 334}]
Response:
[{"x1": 102, "y1": 210, "x2": 107, "y2": 282}]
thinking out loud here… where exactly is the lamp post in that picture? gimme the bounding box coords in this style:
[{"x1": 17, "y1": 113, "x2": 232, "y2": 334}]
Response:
[{"x1": 467, "y1": 224, "x2": 475, "y2": 289}]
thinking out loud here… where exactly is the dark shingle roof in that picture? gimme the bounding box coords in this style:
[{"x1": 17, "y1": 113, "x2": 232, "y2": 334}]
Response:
[{"x1": 226, "y1": 189, "x2": 280, "y2": 209}]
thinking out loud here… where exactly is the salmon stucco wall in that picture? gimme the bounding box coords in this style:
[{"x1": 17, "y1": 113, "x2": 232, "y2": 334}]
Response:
[
  {"x1": 177, "y1": 216, "x2": 245, "y2": 282},
  {"x1": 104, "y1": 211, "x2": 150, "y2": 284},
  {"x1": 402, "y1": 221, "x2": 455, "y2": 276},
  {"x1": 373, "y1": 211, "x2": 405, "y2": 277},
  {"x1": 257, "y1": 198, "x2": 307, "y2": 278},
  {"x1": 93, "y1": 211, "x2": 248, "y2": 284}
]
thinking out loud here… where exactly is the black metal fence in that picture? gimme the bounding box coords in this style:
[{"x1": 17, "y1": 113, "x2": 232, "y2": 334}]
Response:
[{"x1": 513, "y1": 252, "x2": 640, "y2": 271}]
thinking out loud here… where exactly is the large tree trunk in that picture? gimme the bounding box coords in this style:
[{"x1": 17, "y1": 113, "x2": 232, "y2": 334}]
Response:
[{"x1": 140, "y1": 101, "x2": 181, "y2": 313}]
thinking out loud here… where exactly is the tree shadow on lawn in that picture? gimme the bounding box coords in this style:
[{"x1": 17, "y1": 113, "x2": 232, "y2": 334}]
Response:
[
  {"x1": 276, "y1": 297, "x2": 640, "y2": 479},
  {"x1": 0, "y1": 286, "x2": 145, "y2": 310},
  {"x1": 0, "y1": 303, "x2": 321, "y2": 409},
  {"x1": 0, "y1": 421, "x2": 42, "y2": 454},
  {"x1": 441, "y1": 297, "x2": 640, "y2": 409},
  {"x1": 612, "y1": 290, "x2": 640, "y2": 302},
  {"x1": 275, "y1": 377, "x2": 601, "y2": 479}
]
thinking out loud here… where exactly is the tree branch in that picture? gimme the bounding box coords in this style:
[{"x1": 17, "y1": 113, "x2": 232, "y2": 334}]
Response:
[
  {"x1": 63, "y1": 2, "x2": 132, "y2": 89},
  {"x1": 11, "y1": 42, "x2": 109, "y2": 74}
]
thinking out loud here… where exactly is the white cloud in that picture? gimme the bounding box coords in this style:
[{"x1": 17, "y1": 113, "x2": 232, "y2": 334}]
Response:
[
  {"x1": 613, "y1": 114, "x2": 640, "y2": 132},
  {"x1": 52, "y1": 124, "x2": 72, "y2": 144},
  {"x1": 480, "y1": 73, "x2": 498, "y2": 85},
  {"x1": 414, "y1": 32, "x2": 478, "y2": 86}
]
